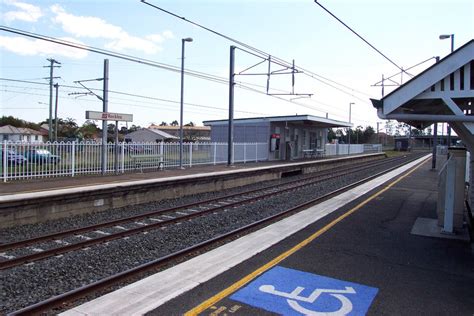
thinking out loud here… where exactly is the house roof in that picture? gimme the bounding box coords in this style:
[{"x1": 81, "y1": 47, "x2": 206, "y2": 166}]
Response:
[
  {"x1": 203, "y1": 114, "x2": 352, "y2": 128},
  {"x1": 148, "y1": 125, "x2": 210, "y2": 131},
  {"x1": 147, "y1": 128, "x2": 178, "y2": 139},
  {"x1": 126, "y1": 128, "x2": 178, "y2": 139},
  {"x1": 0, "y1": 125, "x2": 42, "y2": 135}
]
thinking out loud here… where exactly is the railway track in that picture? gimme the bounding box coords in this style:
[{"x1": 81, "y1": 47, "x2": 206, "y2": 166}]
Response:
[
  {"x1": 4, "y1": 153, "x2": 429, "y2": 315},
  {"x1": 0, "y1": 154, "x2": 409, "y2": 270}
]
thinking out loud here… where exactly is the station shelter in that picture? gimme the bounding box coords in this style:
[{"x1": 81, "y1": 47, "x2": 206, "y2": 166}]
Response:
[
  {"x1": 203, "y1": 115, "x2": 351, "y2": 161},
  {"x1": 372, "y1": 39, "x2": 473, "y2": 232}
]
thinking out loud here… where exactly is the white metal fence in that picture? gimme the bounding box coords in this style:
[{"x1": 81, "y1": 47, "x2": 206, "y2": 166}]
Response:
[
  {"x1": 324, "y1": 143, "x2": 382, "y2": 156},
  {"x1": 1, "y1": 141, "x2": 382, "y2": 182},
  {"x1": 1, "y1": 141, "x2": 269, "y2": 182}
]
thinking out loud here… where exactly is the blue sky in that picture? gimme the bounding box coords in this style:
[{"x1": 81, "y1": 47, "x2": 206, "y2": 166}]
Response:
[{"x1": 1, "y1": 0, "x2": 473, "y2": 131}]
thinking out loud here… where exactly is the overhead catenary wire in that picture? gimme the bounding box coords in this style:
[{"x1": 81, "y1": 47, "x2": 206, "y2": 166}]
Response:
[
  {"x1": 0, "y1": 26, "x2": 376, "y2": 125},
  {"x1": 140, "y1": 0, "x2": 372, "y2": 99},
  {"x1": 1, "y1": 78, "x2": 375, "y2": 125},
  {"x1": 0, "y1": 80, "x2": 271, "y2": 116},
  {"x1": 0, "y1": 27, "x2": 325, "y2": 100},
  {"x1": 313, "y1": 0, "x2": 405, "y2": 73}
]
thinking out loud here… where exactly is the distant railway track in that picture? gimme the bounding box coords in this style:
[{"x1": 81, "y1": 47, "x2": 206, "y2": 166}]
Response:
[
  {"x1": 5, "y1": 153, "x2": 429, "y2": 315},
  {"x1": 0, "y1": 154, "x2": 418, "y2": 270}
]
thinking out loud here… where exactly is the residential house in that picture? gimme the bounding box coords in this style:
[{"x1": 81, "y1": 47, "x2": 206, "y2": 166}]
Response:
[
  {"x1": 0, "y1": 125, "x2": 45, "y2": 142},
  {"x1": 125, "y1": 128, "x2": 178, "y2": 143},
  {"x1": 148, "y1": 125, "x2": 211, "y2": 142}
]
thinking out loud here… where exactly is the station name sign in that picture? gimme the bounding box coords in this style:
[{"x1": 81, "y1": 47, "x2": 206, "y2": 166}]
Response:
[{"x1": 86, "y1": 111, "x2": 133, "y2": 122}]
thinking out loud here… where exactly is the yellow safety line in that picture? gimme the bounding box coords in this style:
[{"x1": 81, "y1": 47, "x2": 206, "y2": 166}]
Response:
[{"x1": 185, "y1": 158, "x2": 429, "y2": 315}]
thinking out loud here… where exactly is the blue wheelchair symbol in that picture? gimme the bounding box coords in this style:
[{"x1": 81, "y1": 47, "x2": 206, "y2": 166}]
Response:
[{"x1": 231, "y1": 266, "x2": 378, "y2": 315}]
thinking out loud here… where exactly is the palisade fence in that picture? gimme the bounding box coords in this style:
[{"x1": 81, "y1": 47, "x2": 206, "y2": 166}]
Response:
[
  {"x1": 1, "y1": 141, "x2": 383, "y2": 182},
  {"x1": 324, "y1": 143, "x2": 382, "y2": 156},
  {"x1": 1, "y1": 141, "x2": 269, "y2": 182}
]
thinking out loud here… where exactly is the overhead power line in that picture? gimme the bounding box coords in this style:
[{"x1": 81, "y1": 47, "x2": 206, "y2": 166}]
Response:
[
  {"x1": 0, "y1": 26, "x2": 375, "y2": 122},
  {"x1": 140, "y1": 1, "x2": 371, "y2": 99},
  {"x1": 313, "y1": 1, "x2": 405, "y2": 73},
  {"x1": 0, "y1": 79, "x2": 270, "y2": 116}
]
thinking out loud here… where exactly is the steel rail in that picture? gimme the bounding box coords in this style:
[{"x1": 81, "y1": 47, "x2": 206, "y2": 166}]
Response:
[
  {"x1": 7, "y1": 154, "x2": 429, "y2": 316},
  {"x1": 0, "y1": 155, "x2": 417, "y2": 270},
  {"x1": 0, "y1": 155, "x2": 393, "y2": 252}
]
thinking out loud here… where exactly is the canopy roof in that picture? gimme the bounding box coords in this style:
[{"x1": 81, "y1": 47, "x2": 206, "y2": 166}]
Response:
[
  {"x1": 371, "y1": 39, "x2": 473, "y2": 151},
  {"x1": 203, "y1": 114, "x2": 352, "y2": 129}
]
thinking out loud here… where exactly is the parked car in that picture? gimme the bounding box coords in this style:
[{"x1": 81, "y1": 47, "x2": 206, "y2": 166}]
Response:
[
  {"x1": 0, "y1": 149, "x2": 27, "y2": 165},
  {"x1": 25, "y1": 149, "x2": 61, "y2": 164}
]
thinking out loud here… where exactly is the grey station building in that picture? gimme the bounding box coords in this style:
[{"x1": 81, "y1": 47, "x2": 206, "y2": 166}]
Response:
[{"x1": 203, "y1": 115, "x2": 351, "y2": 161}]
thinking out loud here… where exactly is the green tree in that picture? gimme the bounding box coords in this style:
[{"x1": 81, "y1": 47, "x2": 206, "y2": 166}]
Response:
[
  {"x1": 80, "y1": 120, "x2": 100, "y2": 139},
  {"x1": 327, "y1": 128, "x2": 337, "y2": 142},
  {"x1": 60, "y1": 117, "x2": 79, "y2": 138},
  {"x1": 0, "y1": 116, "x2": 39, "y2": 129},
  {"x1": 362, "y1": 126, "x2": 375, "y2": 143},
  {"x1": 170, "y1": 120, "x2": 179, "y2": 126}
]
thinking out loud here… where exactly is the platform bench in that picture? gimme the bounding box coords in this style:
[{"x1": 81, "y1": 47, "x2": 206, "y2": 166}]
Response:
[
  {"x1": 130, "y1": 154, "x2": 164, "y2": 172},
  {"x1": 303, "y1": 149, "x2": 325, "y2": 158}
]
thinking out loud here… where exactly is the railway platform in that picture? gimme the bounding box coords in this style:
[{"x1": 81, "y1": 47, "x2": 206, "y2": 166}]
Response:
[
  {"x1": 0, "y1": 153, "x2": 384, "y2": 228},
  {"x1": 62, "y1": 154, "x2": 474, "y2": 315}
]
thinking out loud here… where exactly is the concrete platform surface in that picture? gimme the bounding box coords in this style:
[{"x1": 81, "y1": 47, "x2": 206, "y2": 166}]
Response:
[
  {"x1": 62, "y1": 154, "x2": 473, "y2": 315},
  {"x1": 153, "y1": 155, "x2": 473, "y2": 315}
]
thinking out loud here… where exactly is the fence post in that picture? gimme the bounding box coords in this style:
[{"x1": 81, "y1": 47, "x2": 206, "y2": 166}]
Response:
[
  {"x1": 189, "y1": 142, "x2": 193, "y2": 168},
  {"x1": 3, "y1": 141, "x2": 7, "y2": 182},
  {"x1": 256, "y1": 143, "x2": 259, "y2": 162},
  {"x1": 213, "y1": 142, "x2": 217, "y2": 165},
  {"x1": 71, "y1": 141, "x2": 76, "y2": 177},
  {"x1": 121, "y1": 142, "x2": 125, "y2": 173},
  {"x1": 232, "y1": 142, "x2": 235, "y2": 164}
]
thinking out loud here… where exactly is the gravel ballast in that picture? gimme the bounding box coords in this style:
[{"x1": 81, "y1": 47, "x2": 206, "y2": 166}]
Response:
[{"x1": 1, "y1": 154, "x2": 422, "y2": 314}]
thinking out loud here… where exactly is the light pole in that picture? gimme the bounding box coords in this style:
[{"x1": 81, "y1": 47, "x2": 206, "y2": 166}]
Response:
[
  {"x1": 348, "y1": 102, "x2": 354, "y2": 154},
  {"x1": 439, "y1": 34, "x2": 454, "y2": 148},
  {"x1": 180, "y1": 37, "x2": 193, "y2": 169},
  {"x1": 439, "y1": 34, "x2": 454, "y2": 53}
]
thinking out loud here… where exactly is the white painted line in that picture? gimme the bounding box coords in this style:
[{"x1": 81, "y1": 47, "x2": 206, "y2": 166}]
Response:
[
  {"x1": 161, "y1": 215, "x2": 175, "y2": 219},
  {"x1": 114, "y1": 226, "x2": 127, "y2": 230},
  {"x1": 175, "y1": 211, "x2": 189, "y2": 216},
  {"x1": 134, "y1": 222, "x2": 147, "y2": 226},
  {"x1": 62, "y1": 155, "x2": 429, "y2": 316}
]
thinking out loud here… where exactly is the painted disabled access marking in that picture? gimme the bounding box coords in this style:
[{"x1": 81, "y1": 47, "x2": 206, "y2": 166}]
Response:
[{"x1": 230, "y1": 266, "x2": 378, "y2": 316}]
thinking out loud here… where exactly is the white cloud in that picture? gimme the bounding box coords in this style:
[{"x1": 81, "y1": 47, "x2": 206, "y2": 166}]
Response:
[
  {"x1": 50, "y1": 5, "x2": 122, "y2": 39},
  {"x1": 105, "y1": 34, "x2": 162, "y2": 54},
  {"x1": 146, "y1": 34, "x2": 164, "y2": 43},
  {"x1": 0, "y1": 35, "x2": 88, "y2": 59},
  {"x1": 50, "y1": 5, "x2": 170, "y2": 55},
  {"x1": 162, "y1": 30, "x2": 174, "y2": 39},
  {"x1": 3, "y1": 0, "x2": 43, "y2": 23},
  {"x1": 146, "y1": 31, "x2": 174, "y2": 43}
]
